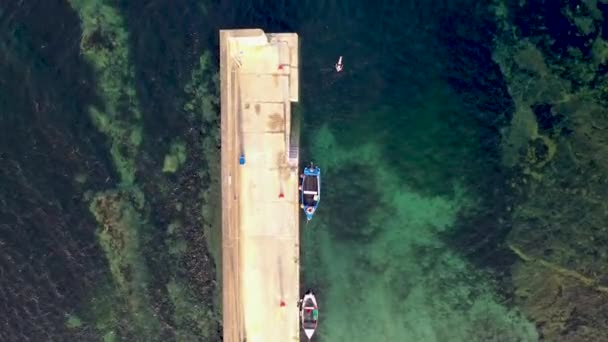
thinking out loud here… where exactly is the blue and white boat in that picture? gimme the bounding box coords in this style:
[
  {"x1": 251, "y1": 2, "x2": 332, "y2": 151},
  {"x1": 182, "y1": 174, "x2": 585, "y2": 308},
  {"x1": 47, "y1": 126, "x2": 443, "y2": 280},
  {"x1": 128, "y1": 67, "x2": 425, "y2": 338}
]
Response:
[{"x1": 299, "y1": 162, "x2": 321, "y2": 221}]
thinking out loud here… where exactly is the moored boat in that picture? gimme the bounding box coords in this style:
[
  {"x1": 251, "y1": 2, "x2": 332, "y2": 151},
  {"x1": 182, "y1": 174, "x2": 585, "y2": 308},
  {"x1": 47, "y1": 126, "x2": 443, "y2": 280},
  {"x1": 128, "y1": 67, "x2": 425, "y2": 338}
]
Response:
[
  {"x1": 335, "y1": 56, "x2": 343, "y2": 72},
  {"x1": 299, "y1": 162, "x2": 321, "y2": 221},
  {"x1": 299, "y1": 290, "x2": 319, "y2": 340}
]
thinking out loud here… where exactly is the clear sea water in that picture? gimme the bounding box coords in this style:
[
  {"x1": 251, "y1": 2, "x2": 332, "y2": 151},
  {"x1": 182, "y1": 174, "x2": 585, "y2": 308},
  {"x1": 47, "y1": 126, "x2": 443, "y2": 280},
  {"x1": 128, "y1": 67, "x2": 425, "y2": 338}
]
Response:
[{"x1": 0, "y1": 1, "x2": 547, "y2": 341}]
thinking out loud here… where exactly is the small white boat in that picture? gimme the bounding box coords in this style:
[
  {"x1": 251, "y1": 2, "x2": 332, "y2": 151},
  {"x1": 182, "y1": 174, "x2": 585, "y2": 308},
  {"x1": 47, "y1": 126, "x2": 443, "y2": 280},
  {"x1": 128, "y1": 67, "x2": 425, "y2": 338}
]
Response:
[
  {"x1": 335, "y1": 56, "x2": 343, "y2": 72},
  {"x1": 300, "y1": 290, "x2": 319, "y2": 340}
]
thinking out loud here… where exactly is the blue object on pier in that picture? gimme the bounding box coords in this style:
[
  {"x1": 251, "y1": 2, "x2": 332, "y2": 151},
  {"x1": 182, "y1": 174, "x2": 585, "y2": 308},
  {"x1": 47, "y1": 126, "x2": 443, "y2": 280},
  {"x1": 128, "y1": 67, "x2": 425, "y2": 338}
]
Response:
[{"x1": 239, "y1": 155, "x2": 245, "y2": 165}]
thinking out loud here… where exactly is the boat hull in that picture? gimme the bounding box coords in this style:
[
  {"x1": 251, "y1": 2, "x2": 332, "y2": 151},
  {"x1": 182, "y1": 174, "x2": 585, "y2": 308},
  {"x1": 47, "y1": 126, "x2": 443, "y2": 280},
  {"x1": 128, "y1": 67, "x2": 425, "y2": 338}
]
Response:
[
  {"x1": 300, "y1": 164, "x2": 321, "y2": 221},
  {"x1": 300, "y1": 291, "x2": 318, "y2": 340}
]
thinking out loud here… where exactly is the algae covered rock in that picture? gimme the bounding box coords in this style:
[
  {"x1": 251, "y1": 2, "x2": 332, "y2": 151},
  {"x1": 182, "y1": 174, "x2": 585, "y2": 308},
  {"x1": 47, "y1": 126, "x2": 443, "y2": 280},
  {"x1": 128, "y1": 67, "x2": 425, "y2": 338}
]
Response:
[
  {"x1": 89, "y1": 189, "x2": 161, "y2": 339},
  {"x1": 493, "y1": 1, "x2": 608, "y2": 339},
  {"x1": 162, "y1": 140, "x2": 187, "y2": 173}
]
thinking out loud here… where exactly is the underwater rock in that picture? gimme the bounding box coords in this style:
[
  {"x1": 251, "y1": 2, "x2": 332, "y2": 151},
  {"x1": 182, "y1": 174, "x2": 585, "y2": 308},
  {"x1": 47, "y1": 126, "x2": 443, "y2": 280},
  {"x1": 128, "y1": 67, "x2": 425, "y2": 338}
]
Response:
[
  {"x1": 531, "y1": 103, "x2": 564, "y2": 132},
  {"x1": 89, "y1": 189, "x2": 161, "y2": 338},
  {"x1": 512, "y1": 260, "x2": 608, "y2": 341},
  {"x1": 162, "y1": 140, "x2": 187, "y2": 173},
  {"x1": 495, "y1": 1, "x2": 608, "y2": 340}
]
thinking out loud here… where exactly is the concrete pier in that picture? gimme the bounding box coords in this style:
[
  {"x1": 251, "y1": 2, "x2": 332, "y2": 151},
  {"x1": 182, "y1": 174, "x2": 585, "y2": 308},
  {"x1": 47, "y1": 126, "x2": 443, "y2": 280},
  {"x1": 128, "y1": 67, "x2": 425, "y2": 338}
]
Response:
[{"x1": 220, "y1": 29, "x2": 300, "y2": 342}]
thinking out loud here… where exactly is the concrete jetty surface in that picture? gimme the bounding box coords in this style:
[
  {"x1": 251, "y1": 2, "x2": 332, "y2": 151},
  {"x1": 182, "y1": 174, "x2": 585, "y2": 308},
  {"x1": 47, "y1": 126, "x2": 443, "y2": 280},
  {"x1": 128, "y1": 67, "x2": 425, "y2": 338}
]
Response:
[{"x1": 220, "y1": 29, "x2": 300, "y2": 342}]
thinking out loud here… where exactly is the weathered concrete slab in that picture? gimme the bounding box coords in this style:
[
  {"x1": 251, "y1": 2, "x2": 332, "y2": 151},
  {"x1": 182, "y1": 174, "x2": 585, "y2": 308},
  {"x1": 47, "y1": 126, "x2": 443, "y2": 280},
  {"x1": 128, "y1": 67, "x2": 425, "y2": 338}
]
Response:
[{"x1": 220, "y1": 29, "x2": 300, "y2": 342}]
